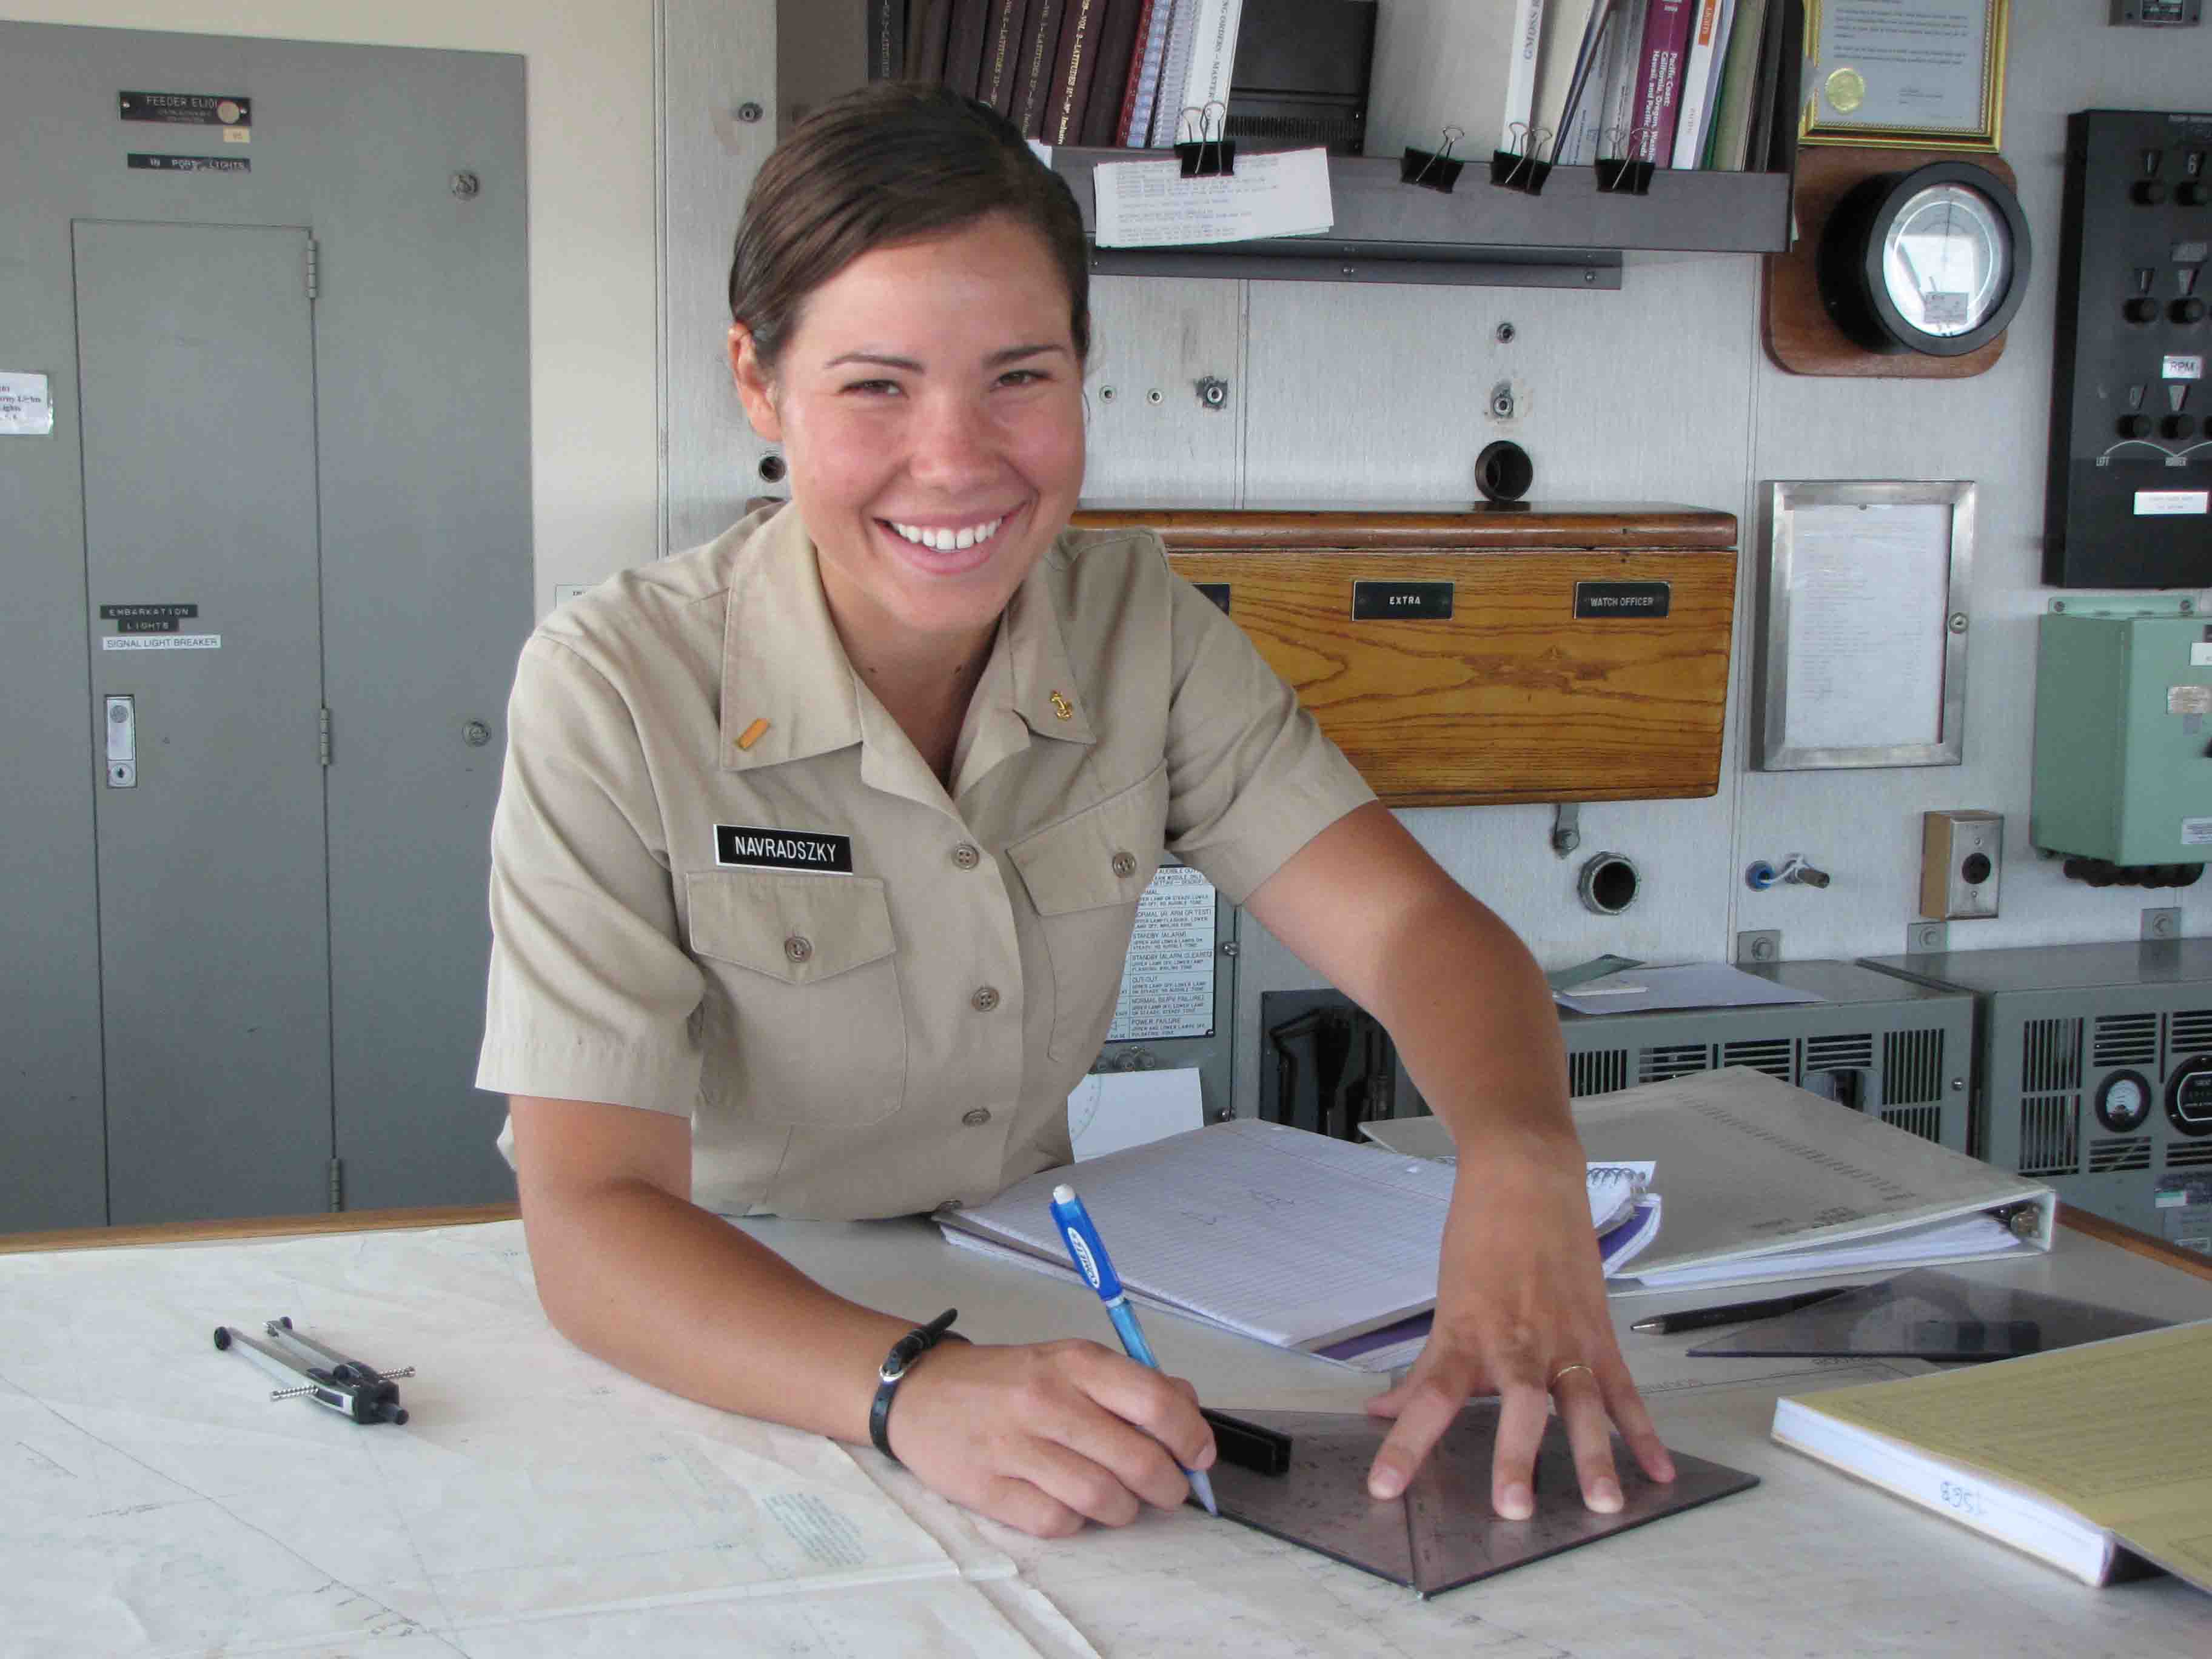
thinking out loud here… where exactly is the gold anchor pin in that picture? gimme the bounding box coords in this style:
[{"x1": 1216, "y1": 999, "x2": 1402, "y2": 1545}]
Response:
[{"x1": 1049, "y1": 691, "x2": 1073, "y2": 720}]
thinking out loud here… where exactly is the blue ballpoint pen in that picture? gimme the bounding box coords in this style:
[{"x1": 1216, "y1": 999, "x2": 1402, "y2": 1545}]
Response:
[{"x1": 1049, "y1": 1182, "x2": 1219, "y2": 1516}]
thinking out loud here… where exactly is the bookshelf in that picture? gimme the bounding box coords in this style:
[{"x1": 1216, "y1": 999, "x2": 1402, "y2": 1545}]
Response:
[{"x1": 1052, "y1": 146, "x2": 1794, "y2": 290}]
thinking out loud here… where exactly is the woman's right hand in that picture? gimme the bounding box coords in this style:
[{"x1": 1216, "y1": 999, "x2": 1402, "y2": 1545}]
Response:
[{"x1": 885, "y1": 1338, "x2": 1218, "y2": 1537}]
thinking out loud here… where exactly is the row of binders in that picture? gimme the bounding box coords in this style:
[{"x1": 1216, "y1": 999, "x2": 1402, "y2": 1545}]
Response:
[
  {"x1": 1480, "y1": 0, "x2": 1806, "y2": 174},
  {"x1": 875, "y1": 0, "x2": 1248, "y2": 150}
]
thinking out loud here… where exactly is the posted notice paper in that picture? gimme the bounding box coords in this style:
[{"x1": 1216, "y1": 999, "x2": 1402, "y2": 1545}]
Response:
[{"x1": 1093, "y1": 147, "x2": 1333, "y2": 248}]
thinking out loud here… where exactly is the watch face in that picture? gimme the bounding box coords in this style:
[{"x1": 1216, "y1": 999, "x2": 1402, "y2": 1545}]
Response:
[{"x1": 1882, "y1": 184, "x2": 2012, "y2": 340}]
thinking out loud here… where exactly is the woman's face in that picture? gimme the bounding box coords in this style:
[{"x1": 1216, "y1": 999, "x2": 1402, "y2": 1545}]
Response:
[{"x1": 730, "y1": 213, "x2": 1085, "y2": 661}]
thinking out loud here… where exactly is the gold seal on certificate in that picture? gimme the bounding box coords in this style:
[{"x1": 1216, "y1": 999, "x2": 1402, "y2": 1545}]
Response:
[{"x1": 1824, "y1": 69, "x2": 1866, "y2": 116}]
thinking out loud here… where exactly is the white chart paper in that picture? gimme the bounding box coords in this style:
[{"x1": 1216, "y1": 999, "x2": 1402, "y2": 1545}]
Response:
[
  {"x1": 0, "y1": 370, "x2": 54, "y2": 434},
  {"x1": 1067, "y1": 1067, "x2": 1205, "y2": 1161}
]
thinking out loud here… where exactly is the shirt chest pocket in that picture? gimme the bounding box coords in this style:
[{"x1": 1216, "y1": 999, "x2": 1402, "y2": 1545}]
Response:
[
  {"x1": 683, "y1": 871, "x2": 906, "y2": 1128},
  {"x1": 1008, "y1": 763, "x2": 1169, "y2": 1064}
]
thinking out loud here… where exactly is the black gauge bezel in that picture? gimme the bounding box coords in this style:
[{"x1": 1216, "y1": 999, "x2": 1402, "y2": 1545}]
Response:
[
  {"x1": 1816, "y1": 160, "x2": 2033, "y2": 358},
  {"x1": 2166, "y1": 1054, "x2": 2212, "y2": 1140},
  {"x1": 2094, "y1": 1068, "x2": 2153, "y2": 1133}
]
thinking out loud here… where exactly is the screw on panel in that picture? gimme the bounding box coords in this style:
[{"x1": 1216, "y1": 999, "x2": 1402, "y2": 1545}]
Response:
[
  {"x1": 1494, "y1": 322, "x2": 1517, "y2": 344},
  {"x1": 450, "y1": 172, "x2": 480, "y2": 199},
  {"x1": 1147, "y1": 388, "x2": 1164, "y2": 404},
  {"x1": 1219, "y1": 941, "x2": 1239, "y2": 957},
  {"x1": 1196, "y1": 377, "x2": 1229, "y2": 410},
  {"x1": 736, "y1": 102, "x2": 764, "y2": 123},
  {"x1": 1489, "y1": 381, "x2": 1516, "y2": 419},
  {"x1": 1099, "y1": 385, "x2": 1116, "y2": 402}
]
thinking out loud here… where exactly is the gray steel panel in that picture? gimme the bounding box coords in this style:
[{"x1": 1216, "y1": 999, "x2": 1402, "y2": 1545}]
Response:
[
  {"x1": 0, "y1": 22, "x2": 529, "y2": 1226},
  {"x1": 1860, "y1": 939, "x2": 2212, "y2": 996},
  {"x1": 75, "y1": 220, "x2": 333, "y2": 1224}
]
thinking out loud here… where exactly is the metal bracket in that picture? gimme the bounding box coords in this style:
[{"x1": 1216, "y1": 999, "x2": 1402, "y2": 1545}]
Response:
[
  {"x1": 1550, "y1": 803, "x2": 1581, "y2": 857},
  {"x1": 2144, "y1": 906, "x2": 2182, "y2": 940},
  {"x1": 1735, "y1": 929, "x2": 1781, "y2": 966}
]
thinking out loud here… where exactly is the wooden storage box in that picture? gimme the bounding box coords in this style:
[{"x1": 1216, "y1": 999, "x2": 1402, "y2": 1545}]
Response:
[{"x1": 1073, "y1": 505, "x2": 1738, "y2": 808}]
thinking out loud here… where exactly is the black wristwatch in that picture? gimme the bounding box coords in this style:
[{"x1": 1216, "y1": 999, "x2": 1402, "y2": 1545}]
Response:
[{"x1": 868, "y1": 1307, "x2": 964, "y2": 1465}]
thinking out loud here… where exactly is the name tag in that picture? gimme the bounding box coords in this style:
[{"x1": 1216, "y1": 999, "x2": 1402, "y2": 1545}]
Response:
[{"x1": 715, "y1": 825, "x2": 853, "y2": 872}]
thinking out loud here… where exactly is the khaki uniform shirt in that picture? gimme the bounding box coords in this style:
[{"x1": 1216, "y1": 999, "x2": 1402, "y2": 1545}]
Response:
[{"x1": 476, "y1": 503, "x2": 1373, "y2": 1219}]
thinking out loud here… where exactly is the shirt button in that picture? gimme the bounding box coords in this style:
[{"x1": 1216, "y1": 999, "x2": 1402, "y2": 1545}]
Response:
[
  {"x1": 784, "y1": 935, "x2": 813, "y2": 964},
  {"x1": 951, "y1": 842, "x2": 981, "y2": 870},
  {"x1": 971, "y1": 986, "x2": 1000, "y2": 1012},
  {"x1": 962, "y1": 1107, "x2": 993, "y2": 1127},
  {"x1": 1111, "y1": 850, "x2": 1138, "y2": 878}
]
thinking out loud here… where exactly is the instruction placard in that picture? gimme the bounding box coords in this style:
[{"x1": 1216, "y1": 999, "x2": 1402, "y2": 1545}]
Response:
[
  {"x1": 1104, "y1": 865, "x2": 1217, "y2": 1043},
  {"x1": 0, "y1": 372, "x2": 53, "y2": 435}
]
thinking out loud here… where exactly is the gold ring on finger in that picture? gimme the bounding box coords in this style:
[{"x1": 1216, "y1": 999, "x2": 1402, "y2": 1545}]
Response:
[{"x1": 1549, "y1": 1362, "x2": 1595, "y2": 1390}]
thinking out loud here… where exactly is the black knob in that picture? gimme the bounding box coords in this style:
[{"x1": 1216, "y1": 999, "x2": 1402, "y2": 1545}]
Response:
[
  {"x1": 2180, "y1": 181, "x2": 2210, "y2": 207},
  {"x1": 2135, "y1": 179, "x2": 2170, "y2": 206},
  {"x1": 2118, "y1": 414, "x2": 2153, "y2": 439},
  {"x1": 2125, "y1": 297, "x2": 2161, "y2": 324},
  {"x1": 2173, "y1": 297, "x2": 2208, "y2": 325},
  {"x1": 2163, "y1": 414, "x2": 2197, "y2": 440}
]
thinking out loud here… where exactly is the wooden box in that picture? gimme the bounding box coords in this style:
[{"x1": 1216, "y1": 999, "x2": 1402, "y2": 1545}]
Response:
[{"x1": 1072, "y1": 505, "x2": 1738, "y2": 808}]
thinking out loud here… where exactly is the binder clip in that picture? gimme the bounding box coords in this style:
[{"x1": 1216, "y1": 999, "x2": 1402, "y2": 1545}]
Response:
[
  {"x1": 213, "y1": 1316, "x2": 413, "y2": 1424},
  {"x1": 1400, "y1": 126, "x2": 1466, "y2": 195},
  {"x1": 1594, "y1": 122, "x2": 1657, "y2": 195},
  {"x1": 1175, "y1": 103, "x2": 1236, "y2": 178},
  {"x1": 1489, "y1": 122, "x2": 1553, "y2": 196}
]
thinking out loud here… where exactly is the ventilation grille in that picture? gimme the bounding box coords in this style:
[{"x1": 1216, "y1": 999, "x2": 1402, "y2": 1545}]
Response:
[
  {"x1": 2093, "y1": 1013, "x2": 2158, "y2": 1069},
  {"x1": 1720, "y1": 1037, "x2": 1794, "y2": 1082},
  {"x1": 1568, "y1": 1048, "x2": 1628, "y2": 1098},
  {"x1": 1806, "y1": 1033, "x2": 1874, "y2": 1071},
  {"x1": 2021, "y1": 1017, "x2": 2083, "y2": 1093},
  {"x1": 1881, "y1": 1104, "x2": 1943, "y2": 1145},
  {"x1": 2168, "y1": 1142, "x2": 2212, "y2": 1170},
  {"x1": 1882, "y1": 1028, "x2": 1945, "y2": 1107},
  {"x1": 2173, "y1": 1010, "x2": 2212, "y2": 1062},
  {"x1": 2016, "y1": 1096, "x2": 2080, "y2": 1176},
  {"x1": 2088, "y1": 1137, "x2": 2153, "y2": 1174},
  {"x1": 1638, "y1": 1044, "x2": 1711, "y2": 1084}
]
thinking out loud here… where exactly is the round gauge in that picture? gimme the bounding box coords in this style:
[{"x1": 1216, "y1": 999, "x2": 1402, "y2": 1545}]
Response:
[
  {"x1": 2095, "y1": 1070, "x2": 2151, "y2": 1134},
  {"x1": 1817, "y1": 161, "x2": 2033, "y2": 358},
  {"x1": 2168, "y1": 1055, "x2": 2212, "y2": 1139}
]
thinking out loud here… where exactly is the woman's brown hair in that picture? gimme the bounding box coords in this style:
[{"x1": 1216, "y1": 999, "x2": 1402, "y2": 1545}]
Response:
[{"x1": 728, "y1": 82, "x2": 1090, "y2": 375}]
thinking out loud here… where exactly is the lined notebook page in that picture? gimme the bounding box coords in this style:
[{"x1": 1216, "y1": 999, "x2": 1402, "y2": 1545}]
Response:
[{"x1": 947, "y1": 1121, "x2": 1454, "y2": 1349}]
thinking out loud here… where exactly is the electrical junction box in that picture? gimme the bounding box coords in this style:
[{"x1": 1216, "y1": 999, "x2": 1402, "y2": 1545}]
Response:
[
  {"x1": 1255, "y1": 962, "x2": 1974, "y2": 1153},
  {"x1": 1862, "y1": 940, "x2": 2212, "y2": 1245},
  {"x1": 2031, "y1": 605, "x2": 2212, "y2": 863},
  {"x1": 1921, "y1": 809, "x2": 2003, "y2": 919}
]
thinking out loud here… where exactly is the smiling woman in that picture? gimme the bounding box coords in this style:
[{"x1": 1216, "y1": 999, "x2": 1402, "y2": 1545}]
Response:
[{"x1": 475, "y1": 81, "x2": 1670, "y2": 1549}]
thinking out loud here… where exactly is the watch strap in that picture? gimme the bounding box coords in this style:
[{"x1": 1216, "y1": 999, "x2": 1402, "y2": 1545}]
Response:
[{"x1": 868, "y1": 1307, "x2": 963, "y2": 1464}]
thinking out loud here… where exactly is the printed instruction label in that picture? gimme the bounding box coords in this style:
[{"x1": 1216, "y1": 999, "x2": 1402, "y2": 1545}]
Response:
[
  {"x1": 101, "y1": 634, "x2": 221, "y2": 651},
  {"x1": 2136, "y1": 491, "x2": 2210, "y2": 515},
  {"x1": 2184, "y1": 818, "x2": 2212, "y2": 846},
  {"x1": 1104, "y1": 865, "x2": 1217, "y2": 1043},
  {"x1": 127, "y1": 153, "x2": 249, "y2": 175},
  {"x1": 119, "y1": 92, "x2": 251, "y2": 127},
  {"x1": 0, "y1": 372, "x2": 53, "y2": 435}
]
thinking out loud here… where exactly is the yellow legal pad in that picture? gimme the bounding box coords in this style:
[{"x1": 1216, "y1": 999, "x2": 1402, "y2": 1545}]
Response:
[{"x1": 1772, "y1": 1320, "x2": 2212, "y2": 1592}]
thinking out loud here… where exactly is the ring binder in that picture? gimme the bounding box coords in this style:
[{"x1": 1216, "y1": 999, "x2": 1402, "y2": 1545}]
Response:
[
  {"x1": 1175, "y1": 101, "x2": 1237, "y2": 178},
  {"x1": 1400, "y1": 124, "x2": 1466, "y2": 194}
]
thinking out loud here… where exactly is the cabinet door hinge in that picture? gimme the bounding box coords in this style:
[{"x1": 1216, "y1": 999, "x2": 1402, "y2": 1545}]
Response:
[
  {"x1": 305, "y1": 239, "x2": 320, "y2": 301},
  {"x1": 327, "y1": 1158, "x2": 344, "y2": 1212},
  {"x1": 319, "y1": 705, "x2": 332, "y2": 767}
]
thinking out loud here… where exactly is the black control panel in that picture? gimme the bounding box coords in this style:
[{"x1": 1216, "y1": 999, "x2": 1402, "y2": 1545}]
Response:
[{"x1": 2045, "y1": 109, "x2": 2212, "y2": 586}]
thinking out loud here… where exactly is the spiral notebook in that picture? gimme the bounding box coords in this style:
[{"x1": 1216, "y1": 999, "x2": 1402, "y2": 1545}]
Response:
[{"x1": 936, "y1": 1119, "x2": 1660, "y2": 1363}]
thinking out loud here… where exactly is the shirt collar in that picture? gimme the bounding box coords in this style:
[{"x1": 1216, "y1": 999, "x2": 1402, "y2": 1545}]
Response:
[{"x1": 719, "y1": 507, "x2": 1097, "y2": 784}]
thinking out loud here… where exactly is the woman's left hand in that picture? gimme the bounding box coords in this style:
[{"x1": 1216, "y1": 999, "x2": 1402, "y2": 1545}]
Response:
[{"x1": 1360, "y1": 1135, "x2": 1675, "y2": 1516}]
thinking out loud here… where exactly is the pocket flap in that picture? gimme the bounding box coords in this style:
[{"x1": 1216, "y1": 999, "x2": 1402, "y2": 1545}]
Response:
[
  {"x1": 685, "y1": 871, "x2": 896, "y2": 985},
  {"x1": 1008, "y1": 765, "x2": 1168, "y2": 918}
]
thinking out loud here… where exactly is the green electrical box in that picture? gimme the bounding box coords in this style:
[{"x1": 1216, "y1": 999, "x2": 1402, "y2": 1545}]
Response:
[{"x1": 2031, "y1": 605, "x2": 2212, "y2": 865}]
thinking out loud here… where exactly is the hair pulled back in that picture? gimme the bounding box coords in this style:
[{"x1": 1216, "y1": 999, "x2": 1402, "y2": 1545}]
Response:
[{"x1": 728, "y1": 82, "x2": 1091, "y2": 376}]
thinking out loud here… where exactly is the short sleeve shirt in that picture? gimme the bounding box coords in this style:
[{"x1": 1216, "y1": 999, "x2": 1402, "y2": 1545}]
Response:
[{"x1": 475, "y1": 503, "x2": 1375, "y2": 1220}]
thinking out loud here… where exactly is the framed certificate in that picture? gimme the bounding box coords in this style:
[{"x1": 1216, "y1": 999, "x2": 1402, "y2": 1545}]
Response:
[
  {"x1": 1800, "y1": 1, "x2": 2009, "y2": 152},
  {"x1": 1754, "y1": 480, "x2": 1976, "y2": 771}
]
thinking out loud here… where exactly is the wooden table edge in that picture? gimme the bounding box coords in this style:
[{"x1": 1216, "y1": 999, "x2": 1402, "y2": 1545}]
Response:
[{"x1": 0, "y1": 1202, "x2": 520, "y2": 1256}]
